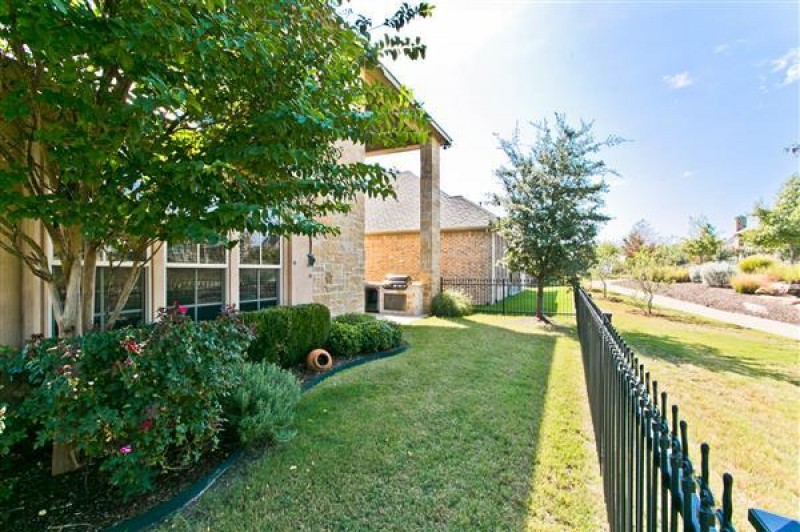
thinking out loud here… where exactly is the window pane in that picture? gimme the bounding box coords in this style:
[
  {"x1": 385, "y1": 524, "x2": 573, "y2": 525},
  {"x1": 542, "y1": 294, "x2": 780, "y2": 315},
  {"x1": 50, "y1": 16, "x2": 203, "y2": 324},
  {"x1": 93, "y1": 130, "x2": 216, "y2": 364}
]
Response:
[
  {"x1": 196, "y1": 304, "x2": 221, "y2": 322},
  {"x1": 167, "y1": 242, "x2": 197, "y2": 263},
  {"x1": 259, "y1": 269, "x2": 279, "y2": 301},
  {"x1": 239, "y1": 233, "x2": 262, "y2": 265},
  {"x1": 239, "y1": 269, "x2": 259, "y2": 302},
  {"x1": 167, "y1": 268, "x2": 196, "y2": 307},
  {"x1": 103, "y1": 267, "x2": 144, "y2": 313},
  {"x1": 261, "y1": 236, "x2": 281, "y2": 265},
  {"x1": 196, "y1": 269, "x2": 225, "y2": 304},
  {"x1": 240, "y1": 301, "x2": 258, "y2": 312},
  {"x1": 199, "y1": 243, "x2": 226, "y2": 264}
]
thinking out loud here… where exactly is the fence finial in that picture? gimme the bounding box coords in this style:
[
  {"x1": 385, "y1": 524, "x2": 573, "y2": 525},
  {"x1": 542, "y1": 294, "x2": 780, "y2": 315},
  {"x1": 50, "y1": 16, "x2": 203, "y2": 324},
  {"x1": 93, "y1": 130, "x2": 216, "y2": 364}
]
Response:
[{"x1": 721, "y1": 473, "x2": 734, "y2": 529}]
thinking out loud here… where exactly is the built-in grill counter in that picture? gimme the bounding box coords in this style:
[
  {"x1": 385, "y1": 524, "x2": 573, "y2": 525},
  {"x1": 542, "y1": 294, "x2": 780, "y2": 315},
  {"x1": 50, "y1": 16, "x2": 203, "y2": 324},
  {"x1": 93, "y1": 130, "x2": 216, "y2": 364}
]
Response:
[{"x1": 364, "y1": 274, "x2": 425, "y2": 316}]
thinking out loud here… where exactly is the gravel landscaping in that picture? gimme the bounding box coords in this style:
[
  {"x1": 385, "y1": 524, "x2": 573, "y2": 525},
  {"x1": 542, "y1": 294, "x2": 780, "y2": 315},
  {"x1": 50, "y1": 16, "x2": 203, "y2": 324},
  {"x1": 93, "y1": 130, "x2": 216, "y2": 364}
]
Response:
[{"x1": 616, "y1": 280, "x2": 800, "y2": 325}]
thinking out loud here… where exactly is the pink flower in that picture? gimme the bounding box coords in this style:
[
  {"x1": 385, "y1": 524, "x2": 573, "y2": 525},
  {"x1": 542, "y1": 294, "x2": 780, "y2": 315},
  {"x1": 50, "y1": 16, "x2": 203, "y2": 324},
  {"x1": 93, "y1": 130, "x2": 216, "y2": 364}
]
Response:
[
  {"x1": 124, "y1": 356, "x2": 134, "y2": 367},
  {"x1": 178, "y1": 304, "x2": 188, "y2": 315},
  {"x1": 140, "y1": 419, "x2": 153, "y2": 432},
  {"x1": 121, "y1": 339, "x2": 142, "y2": 354},
  {"x1": 119, "y1": 445, "x2": 133, "y2": 455}
]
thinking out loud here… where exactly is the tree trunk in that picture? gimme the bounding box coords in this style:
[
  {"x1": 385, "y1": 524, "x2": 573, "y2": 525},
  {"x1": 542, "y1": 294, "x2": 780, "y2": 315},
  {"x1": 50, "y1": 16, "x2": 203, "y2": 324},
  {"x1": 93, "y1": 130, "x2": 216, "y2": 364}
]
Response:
[
  {"x1": 601, "y1": 278, "x2": 608, "y2": 299},
  {"x1": 80, "y1": 247, "x2": 97, "y2": 332},
  {"x1": 536, "y1": 281, "x2": 545, "y2": 320},
  {"x1": 105, "y1": 262, "x2": 142, "y2": 330}
]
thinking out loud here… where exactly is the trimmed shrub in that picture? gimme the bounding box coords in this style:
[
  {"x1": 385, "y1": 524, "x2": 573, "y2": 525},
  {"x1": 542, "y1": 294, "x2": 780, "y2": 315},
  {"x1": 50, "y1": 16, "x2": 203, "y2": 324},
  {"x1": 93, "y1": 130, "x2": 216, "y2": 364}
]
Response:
[
  {"x1": 431, "y1": 289, "x2": 473, "y2": 317},
  {"x1": 7, "y1": 308, "x2": 252, "y2": 497},
  {"x1": 242, "y1": 303, "x2": 331, "y2": 367},
  {"x1": 765, "y1": 263, "x2": 800, "y2": 282},
  {"x1": 326, "y1": 314, "x2": 404, "y2": 357},
  {"x1": 731, "y1": 274, "x2": 768, "y2": 294},
  {"x1": 688, "y1": 265, "x2": 703, "y2": 283},
  {"x1": 661, "y1": 266, "x2": 691, "y2": 283},
  {"x1": 225, "y1": 362, "x2": 301, "y2": 446},
  {"x1": 326, "y1": 321, "x2": 363, "y2": 357},
  {"x1": 700, "y1": 262, "x2": 736, "y2": 287},
  {"x1": 738, "y1": 255, "x2": 776, "y2": 274}
]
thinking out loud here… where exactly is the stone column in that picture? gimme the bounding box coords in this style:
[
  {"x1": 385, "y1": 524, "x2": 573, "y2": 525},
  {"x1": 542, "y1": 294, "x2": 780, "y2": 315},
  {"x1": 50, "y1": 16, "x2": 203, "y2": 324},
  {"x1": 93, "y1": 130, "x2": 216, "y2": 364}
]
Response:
[{"x1": 419, "y1": 138, "x2": 441, "y2": 312}]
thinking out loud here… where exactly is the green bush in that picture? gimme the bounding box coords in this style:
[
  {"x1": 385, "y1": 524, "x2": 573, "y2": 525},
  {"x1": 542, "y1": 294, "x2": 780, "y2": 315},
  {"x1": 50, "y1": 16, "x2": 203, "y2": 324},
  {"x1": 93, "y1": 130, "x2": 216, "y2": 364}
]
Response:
[
  {"x1": 326, "y1": 314, "x2": 404, "y2": 357},
  {"x1": 225, "y1": 362, "x2": 301, "y2": 446},
  {"x1": 242, "y1": 303, "x2": 331, "y2": 367},
  {"x1": 731, "y1": 274, "x2": 768, "y2": 294},
  {"x1": 326, "y1": 322, "x2": 363, "y2": 357},
  {"x1": 6, "y1": 308, "x2": 252, "y2": 497},
  {"x1": 431, "y1": 290, "x2": 474, "y2": 317},
  {"x1": 660, "y1": 266, "x2": 690, "y2": 283},
  {"x1": 700, "y1": 262, "x2": 736, "y2": 287},
  {"x1": 765, "y1": 263, "x2": 800, "y2": 282},
  {"x1": 738, "y1": 255, "x2": 776, "y2": 274}
]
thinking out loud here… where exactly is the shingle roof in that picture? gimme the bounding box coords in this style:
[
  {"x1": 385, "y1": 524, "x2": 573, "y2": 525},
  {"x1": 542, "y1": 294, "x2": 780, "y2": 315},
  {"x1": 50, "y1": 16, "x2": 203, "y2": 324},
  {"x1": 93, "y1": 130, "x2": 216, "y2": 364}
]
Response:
[{"x1": 365, "y1": 172, "x2": 496, "y2": 233}]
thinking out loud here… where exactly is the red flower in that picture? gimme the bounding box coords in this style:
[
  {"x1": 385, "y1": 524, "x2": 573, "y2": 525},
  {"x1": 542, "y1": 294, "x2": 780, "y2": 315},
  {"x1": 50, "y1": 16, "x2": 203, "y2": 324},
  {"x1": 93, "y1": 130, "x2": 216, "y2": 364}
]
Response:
[
  {"x1": 178, "y1": 304, "x2": 188, "y2": 315},
  {"x1": 140, "y1": 419, "x2": 153, "y2": 432},
  {"x1": 120, "y1": 338, "x2": 142, "y2": 354}
]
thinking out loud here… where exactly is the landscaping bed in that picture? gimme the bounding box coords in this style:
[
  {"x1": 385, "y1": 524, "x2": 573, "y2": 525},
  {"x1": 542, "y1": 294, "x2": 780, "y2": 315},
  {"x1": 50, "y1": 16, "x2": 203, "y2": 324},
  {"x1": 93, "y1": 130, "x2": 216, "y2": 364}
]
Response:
[{"x1": 616, "y1": 279, "x2": 800, "y2": 324}]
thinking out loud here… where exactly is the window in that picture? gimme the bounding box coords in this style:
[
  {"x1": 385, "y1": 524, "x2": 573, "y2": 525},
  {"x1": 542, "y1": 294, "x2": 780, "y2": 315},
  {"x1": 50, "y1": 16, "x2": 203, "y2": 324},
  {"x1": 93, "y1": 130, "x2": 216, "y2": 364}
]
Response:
[
  {"x1": 239, "y1": 233, "x2": 281, "y2": 311},
  {"x1": 52, "y1": 265, "x2": 147, "y2": 331},
  {"x1": 166, "y1": 242, "x2": 227, "y2": 321}
]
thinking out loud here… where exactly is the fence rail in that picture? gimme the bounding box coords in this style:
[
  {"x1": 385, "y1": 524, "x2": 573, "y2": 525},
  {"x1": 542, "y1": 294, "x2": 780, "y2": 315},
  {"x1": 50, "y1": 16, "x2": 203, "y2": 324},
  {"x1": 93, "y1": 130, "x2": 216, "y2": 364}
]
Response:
[
  {"x1": 440, "y1": 277, "x2": 575, "y2": 316},
  {"x1": 575, "y1": 285, "x2": 736, "y2": 532}
]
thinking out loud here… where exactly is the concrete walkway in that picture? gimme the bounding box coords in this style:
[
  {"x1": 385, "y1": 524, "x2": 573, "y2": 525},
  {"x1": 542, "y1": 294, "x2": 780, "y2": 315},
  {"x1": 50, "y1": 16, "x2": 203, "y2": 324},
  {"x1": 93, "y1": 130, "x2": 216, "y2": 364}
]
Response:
[{"x1": 594, "y1": 281, "x2": 800, "y2": 341}]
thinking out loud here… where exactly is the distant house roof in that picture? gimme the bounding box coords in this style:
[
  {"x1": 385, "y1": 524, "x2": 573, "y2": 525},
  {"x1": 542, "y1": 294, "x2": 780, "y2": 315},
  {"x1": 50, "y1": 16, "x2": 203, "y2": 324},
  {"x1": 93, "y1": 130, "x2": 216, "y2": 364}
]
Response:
[{"x1": 365, "y1": 172, "x2": 496, "y2": 233}]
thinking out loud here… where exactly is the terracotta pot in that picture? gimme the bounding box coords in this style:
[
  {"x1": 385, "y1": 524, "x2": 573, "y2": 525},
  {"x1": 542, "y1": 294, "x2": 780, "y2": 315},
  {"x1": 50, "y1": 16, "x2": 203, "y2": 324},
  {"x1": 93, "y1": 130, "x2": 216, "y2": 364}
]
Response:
[{"x1": 306, "y1": 349, "x2": 333, "y2": 372}]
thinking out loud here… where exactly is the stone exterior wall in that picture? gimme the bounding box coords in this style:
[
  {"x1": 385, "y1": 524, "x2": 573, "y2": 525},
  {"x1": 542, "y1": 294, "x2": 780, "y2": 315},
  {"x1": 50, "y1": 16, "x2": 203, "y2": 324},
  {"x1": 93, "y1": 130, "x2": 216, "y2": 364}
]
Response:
[
  {"x1": 365, "y1": 229, "x2": 496, "y2": 283},
  {"x1": 309, "y1": 141, "x2": 367, "y2": 316},
  {"x1": 365, "y1": 232, "x2": 421, "y2": 281}
]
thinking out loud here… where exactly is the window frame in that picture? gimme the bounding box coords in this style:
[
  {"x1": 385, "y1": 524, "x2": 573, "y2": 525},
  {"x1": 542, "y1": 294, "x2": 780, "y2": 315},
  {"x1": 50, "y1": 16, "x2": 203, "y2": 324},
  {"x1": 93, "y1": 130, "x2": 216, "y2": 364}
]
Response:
[
  {"x1": 238, "y1": 233, "x2": 282, "y2": 311},
  {"x1": 166, "y1": 242, "x2": 229, "y2": 321}
]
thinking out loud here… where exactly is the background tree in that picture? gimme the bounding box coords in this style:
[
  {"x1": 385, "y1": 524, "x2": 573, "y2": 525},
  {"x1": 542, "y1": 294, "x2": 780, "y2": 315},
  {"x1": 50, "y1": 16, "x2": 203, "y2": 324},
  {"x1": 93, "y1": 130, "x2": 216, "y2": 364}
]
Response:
[
  {"x1": 682, "y1": 216, "x2": 724, "y2": 263},
  {"x1": 622, "y1": 219, "x2": 657, "y2": 258},
  {"x1": 0, "y1": 0, "x2": 432, "y2": 339},
  {"x1": 492, "y1": 114, "x2": 622, "y2": 320},
  {"x1": 591, "y1": 242, "x2": 620, "y2": 298},
  {"x1": 628, "y1": 248, "x2": 662, "y2": 315},
  {"x1": 741, "y1": 175, "x2": 800, "y2": 262}
]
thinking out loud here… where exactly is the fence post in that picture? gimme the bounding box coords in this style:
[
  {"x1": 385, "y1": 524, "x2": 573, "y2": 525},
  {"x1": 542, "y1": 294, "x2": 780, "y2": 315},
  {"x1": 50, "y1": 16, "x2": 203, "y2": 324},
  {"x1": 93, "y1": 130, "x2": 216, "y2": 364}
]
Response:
[{"x1": 502, "y1": 278, "x2": 506, "y2": 315}]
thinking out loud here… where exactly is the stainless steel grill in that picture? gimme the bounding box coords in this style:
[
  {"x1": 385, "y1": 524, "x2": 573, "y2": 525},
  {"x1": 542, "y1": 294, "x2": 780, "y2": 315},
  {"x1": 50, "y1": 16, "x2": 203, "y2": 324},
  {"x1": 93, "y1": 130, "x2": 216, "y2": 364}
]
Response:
[{"x1": 382, "y1": 274, "x2": 412, "y2": 290}]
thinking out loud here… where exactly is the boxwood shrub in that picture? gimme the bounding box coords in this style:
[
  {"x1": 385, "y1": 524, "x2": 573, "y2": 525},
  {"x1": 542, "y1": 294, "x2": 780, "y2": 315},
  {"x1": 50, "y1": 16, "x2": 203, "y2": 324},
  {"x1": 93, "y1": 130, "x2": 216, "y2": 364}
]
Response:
[
  {"x1": 326, "y1": 314, "x2": 403, "y2": 357},
  {"x1": 432, "y1": 289, "x2": 473, "y2": 317},
  {"x1": 242, "y1": 303, "x2": 331, "y2": 367}
]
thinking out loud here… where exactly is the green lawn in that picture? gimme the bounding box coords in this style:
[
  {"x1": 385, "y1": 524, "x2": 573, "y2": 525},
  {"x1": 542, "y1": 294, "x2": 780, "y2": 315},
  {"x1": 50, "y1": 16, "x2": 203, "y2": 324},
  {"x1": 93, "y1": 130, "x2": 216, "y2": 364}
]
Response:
[
  {"x1": 164, "y1": 315, "x2": 606, "y2": 531},
  {"x1": 475, "y1": 285, "x2": 575, "y2": 315},
  {"x1": 589, "y1": 291, "x2": 800, "y2": 526}
]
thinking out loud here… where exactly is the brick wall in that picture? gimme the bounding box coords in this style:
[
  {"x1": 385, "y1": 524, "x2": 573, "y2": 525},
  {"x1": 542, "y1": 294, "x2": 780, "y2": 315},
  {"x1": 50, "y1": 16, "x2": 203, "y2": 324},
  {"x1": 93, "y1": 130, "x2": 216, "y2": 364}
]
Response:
[
  {"x1": 365, "y1": 229, "x2": 495, "y2": 283},
  {"x1": 365, "y1": 232, "x2": 421, "y2": 281}
]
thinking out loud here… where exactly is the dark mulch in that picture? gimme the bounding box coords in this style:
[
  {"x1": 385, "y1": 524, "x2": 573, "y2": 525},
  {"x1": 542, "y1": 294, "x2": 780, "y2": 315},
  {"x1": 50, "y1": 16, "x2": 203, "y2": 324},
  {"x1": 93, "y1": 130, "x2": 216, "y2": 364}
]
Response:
[
  {"x1": 1, "y1": 437, "x2": 237, "y2": 531},
  {"x1": 616, "y1": 280, "x2": 800, "y2": 325}
]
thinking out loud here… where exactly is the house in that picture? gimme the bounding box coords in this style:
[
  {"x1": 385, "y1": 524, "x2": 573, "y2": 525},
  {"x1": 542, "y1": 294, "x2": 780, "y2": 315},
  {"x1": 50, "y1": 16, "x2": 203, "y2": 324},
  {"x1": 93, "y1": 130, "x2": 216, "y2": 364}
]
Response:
[
  {"x1": 365, "y1": 171, "x2": 511, "y2": 303},
  {"x1": 0, "y1": 67, "x2": 452, "y2": 347}
]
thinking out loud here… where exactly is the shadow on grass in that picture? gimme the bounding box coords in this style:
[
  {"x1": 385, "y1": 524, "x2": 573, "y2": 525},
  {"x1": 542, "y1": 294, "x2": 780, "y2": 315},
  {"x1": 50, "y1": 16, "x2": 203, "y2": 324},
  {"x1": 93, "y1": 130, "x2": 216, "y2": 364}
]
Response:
[
  {"x1": 170, "y1": 316, "x2": 563, "y2": 530},
  {"x1": 623, "y1": 330, "x2": 799, "y2": 387}
]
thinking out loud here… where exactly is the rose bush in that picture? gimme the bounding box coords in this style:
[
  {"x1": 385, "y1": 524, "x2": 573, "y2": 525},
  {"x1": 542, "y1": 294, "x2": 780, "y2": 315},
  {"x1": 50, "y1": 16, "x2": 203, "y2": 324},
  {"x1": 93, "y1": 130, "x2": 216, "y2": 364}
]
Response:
[{"x1": 4, "y1": 306, "x2": 252, "y2": 497}]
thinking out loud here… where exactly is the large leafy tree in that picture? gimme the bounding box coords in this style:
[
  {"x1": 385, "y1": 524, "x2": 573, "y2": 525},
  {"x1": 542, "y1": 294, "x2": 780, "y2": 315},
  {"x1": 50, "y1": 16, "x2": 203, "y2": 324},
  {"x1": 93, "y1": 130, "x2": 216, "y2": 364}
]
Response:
[
  {"x1": 0, "y1": 0, "x2": 432, "y2": 338},
  {"x1": 682, "y1": 216, "x2": 724, "y2": 263},
  {"x1": 741, "y1": 175, "x2": 800, "y2": 262},
  {"x1": 493, "y1": 114, "x2": 621, "y2": 320}
]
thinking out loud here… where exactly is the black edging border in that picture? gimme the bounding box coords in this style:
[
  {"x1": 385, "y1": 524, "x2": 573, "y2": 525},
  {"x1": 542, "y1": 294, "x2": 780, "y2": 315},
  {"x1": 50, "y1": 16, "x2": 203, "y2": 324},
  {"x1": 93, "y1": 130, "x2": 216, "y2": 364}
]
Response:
[{"x1": 106, "y1": 343, "x2": 410, "y2": 532}]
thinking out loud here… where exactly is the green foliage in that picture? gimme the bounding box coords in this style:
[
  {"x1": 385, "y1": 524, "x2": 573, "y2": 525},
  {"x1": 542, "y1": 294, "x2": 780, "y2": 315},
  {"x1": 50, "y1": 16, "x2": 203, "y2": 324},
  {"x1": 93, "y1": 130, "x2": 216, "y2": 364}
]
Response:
[
  {"x1": 326, "y1": 322, "x2": 364, "y2": 358},
  {"x1": 5, "y1": 309, "x2": 252, "y2": 497},
  {"x1": 628, "y1": 249, "x2": 663, "y2": 314},
  {"x1": 683, "y1": 217, "x2": 725, "y2": 264},
  {"x1": 658, "y1": 266, "x2": 690, "y2": 283},
  {"x1": 326, "y1": 314, "x2": 404, "y2": 357},
  {"x1": 242, "y1": 304, "x2": 331, "y2": 367},
  {"x1": 699, "y1": 262, "x2": 736, "y2": 287},
  {"x1": 622, "y1": 220, "x2": 657, "y2": 259},
  {"x1": 741, "y1": 175, "x2": 800, "y2": 261},
  {"x1": 0, "y1": 0, "x2": 432, "y2": 335},
  {"x1": 492, "y1": 114, "x2": 621, "y2": 318},
  {"x1": 225, "y1": 362, "x2": 301, "y2": 446},
  {"x1": 431, "y1": 290, "x2": 474, "y2": 317},
  {"x1": 731, "y1": 274, "x2": 768, "y2": 294},
  {"x1": 738, "y1": 255, "x2": 777, "y2": 273}
]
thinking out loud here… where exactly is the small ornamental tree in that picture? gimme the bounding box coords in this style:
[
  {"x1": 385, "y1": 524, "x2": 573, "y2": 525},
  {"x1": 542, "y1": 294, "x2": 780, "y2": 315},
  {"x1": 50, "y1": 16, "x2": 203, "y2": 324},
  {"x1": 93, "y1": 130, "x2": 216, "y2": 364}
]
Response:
[
  {"x1": 0, "y1": 0, "x2": 433, "y2": 474},
  {"x1": 0, "y1": 0, "x2": 433, "y2": 339},
  {"x1": 492, "y1": 114, "x2": 622, "y2": 320},
  {"x1": 741, "y1": 175, "x2": 800, "y2": 262},
  {"x1": 629, "y1": 248, "x2": 661, "y2": 315},
  {"x1": 591, "y1": 242, "x2": 620, "y2": 298},
  {"x1": 683, "y1": 216, "x2": 724, "y2": 263},
  {"x1": 622, "y1": 219, "x2": 657, "y2": 259}
]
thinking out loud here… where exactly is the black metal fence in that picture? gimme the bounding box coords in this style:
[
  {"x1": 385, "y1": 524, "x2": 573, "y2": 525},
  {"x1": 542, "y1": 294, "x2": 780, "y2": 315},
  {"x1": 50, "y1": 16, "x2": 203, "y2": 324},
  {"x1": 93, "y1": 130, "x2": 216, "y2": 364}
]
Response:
[
  {"x1": 575, "y1": 286, "x2": 736, "y2": 532},
  {"x1": 440, "y1": 277, "x2": 575, "y2": 316}
]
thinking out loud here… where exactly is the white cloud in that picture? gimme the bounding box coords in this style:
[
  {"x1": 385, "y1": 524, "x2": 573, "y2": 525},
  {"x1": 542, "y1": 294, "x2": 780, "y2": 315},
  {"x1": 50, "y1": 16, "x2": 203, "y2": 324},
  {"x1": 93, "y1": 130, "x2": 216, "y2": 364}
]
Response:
[
  {"x1": 682, "y1": 170, "x2": 695, "y2": 179},
  {"x1": 713, "y1": 43, "x2": 730, "y2": 54},
  {"x1": 771, "y1": 47, "x2": 800, "y2": 86},
  {"x1": 663, "y1": 71, "x2": 694, "y2": 89}
]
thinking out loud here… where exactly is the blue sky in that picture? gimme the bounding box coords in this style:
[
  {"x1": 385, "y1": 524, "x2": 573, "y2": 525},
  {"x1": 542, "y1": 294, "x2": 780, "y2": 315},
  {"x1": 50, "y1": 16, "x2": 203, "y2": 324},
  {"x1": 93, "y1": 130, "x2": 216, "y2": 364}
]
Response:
[{"x1": 351, "y1": 0, "x2": 799, "y2": 242}]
